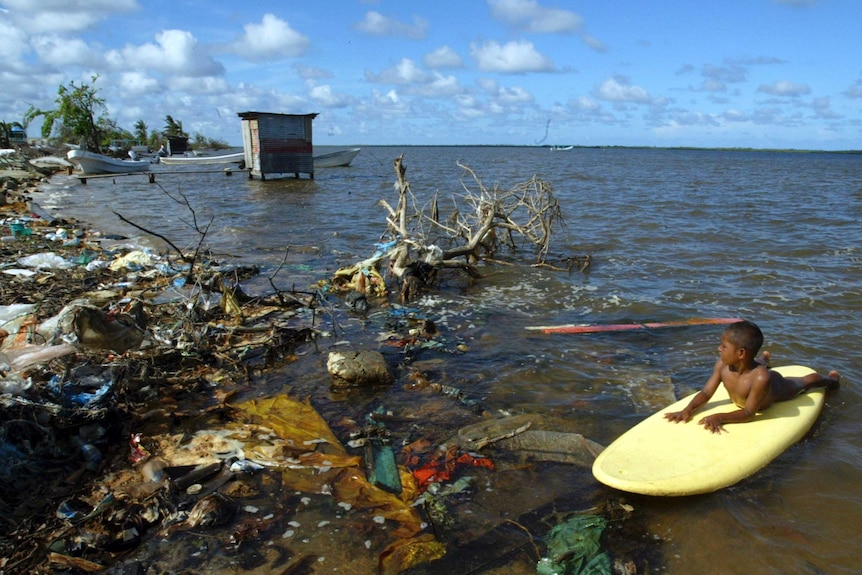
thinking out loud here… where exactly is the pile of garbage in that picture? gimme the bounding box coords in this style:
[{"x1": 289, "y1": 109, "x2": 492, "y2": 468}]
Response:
[
  {"x1": 0, "y1": 163, "x2": 658, "y2": 574},
  {"x1": 0, "y1": 167, "x2": 322, "y2": 573}
]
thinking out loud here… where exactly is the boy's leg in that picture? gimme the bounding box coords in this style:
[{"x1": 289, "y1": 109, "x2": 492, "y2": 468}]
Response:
[{"x1": 771, "y1": 370, "x2": 840, "y2": 401}]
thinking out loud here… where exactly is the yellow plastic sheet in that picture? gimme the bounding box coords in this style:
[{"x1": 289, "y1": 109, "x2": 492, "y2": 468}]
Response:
[{"x1": 232, "y1": 394, "x2": 444, "y2": 573}]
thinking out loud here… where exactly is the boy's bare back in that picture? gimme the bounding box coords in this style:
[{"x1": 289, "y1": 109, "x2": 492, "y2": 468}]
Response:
[{"x1": 721, "y1": 361, "x2": 775, "y2": 411}]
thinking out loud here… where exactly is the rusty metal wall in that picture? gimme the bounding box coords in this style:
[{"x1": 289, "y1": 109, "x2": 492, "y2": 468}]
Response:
[{"x1": 239, "y1": 112, "x2": 316, "y2": 178}]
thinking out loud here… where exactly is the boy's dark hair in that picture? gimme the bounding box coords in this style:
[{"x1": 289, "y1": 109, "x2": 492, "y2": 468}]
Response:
[{"x1": 724, "y1": 320, "x2": 764, "y2": 356}]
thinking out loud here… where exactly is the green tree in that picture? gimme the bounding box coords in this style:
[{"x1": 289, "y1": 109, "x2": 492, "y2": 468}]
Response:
[
  {"x1": 28, "y1": 76, "x2": 108, "y2": 152},
  {"x1": 191, "y1": 132, "x2": 229, "y2": 151},
  {"x1": 147, "y1": 129, "x2": 162, "y2": 149},
  {"x1": 98, "y1": 118, "x2": 135, "y2": 154},
  {"x1": 134, "y1": 120, "x2": 148, "y2": 144},
  {"x1": 162, "y1": 115, "x2": 188, "y2": 138}
]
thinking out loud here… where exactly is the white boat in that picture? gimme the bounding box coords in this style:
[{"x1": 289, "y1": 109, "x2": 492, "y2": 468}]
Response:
[
  {"x1": 154, "y1": 148, "x2": 361, "y2": 169},
  {"x1": 550, "y1": 145, "x2": 574, "y2": 151},
  {"x1": 158, "y1": 151, "x2": 245, "y2": 166},
  {"x1": 313, "y1": 147, "x2": 361, "y2": 168},
  {"x1": 66, "y1": 149, "x2": 151, "y2": 175},
  {"x1": 29, "y1": 156, "x2": 74, "y2": 169}
]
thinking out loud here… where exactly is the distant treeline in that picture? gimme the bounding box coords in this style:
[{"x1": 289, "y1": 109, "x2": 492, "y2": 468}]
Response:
[{"x1": 365, "y1": 144, "x2": 862, "y2": 154}]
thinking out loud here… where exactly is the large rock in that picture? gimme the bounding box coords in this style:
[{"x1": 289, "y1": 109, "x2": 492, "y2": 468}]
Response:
[{"x1": 327, "y1": 350, "x2": 393, "y2": 388}]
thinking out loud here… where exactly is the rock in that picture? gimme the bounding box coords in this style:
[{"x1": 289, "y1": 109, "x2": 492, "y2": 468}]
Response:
[
  {"x1": 451, "y1": 413, "x2": 605, "y2": 467},
  {"x1": 327, "y1": 350, "x2": 393, "y2": 388}
]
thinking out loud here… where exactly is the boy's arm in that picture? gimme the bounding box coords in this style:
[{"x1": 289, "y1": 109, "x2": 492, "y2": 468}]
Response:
[
  {"x1": 698, "y1": 369, "x2": 771, "y2": 433},
  {"x1": 664, "y1": 359, "x2": 722, "y2": 423}
]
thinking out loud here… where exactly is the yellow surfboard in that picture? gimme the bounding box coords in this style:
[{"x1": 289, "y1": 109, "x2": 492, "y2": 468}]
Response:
[{"x1": 592, "y1": 365, "x2": 826, "y2": 496}]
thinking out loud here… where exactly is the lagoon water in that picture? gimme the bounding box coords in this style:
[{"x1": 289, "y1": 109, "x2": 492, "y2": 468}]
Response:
[{"x1": 41, "y1": 147, "x2": 861, "y2": 574}]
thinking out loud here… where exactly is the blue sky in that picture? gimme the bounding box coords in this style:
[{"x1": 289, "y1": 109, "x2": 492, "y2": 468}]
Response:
[{"x1": 1, "y1": 0, "x2": 859, "y2": 149}]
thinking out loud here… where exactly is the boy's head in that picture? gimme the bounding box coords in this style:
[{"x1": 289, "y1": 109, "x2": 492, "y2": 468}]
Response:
[{"x1": 723, "y1": 320, "x2": 763, "y2": 358}]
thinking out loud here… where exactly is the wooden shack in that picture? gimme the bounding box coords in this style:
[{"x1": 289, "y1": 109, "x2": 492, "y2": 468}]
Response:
[
  {"x1": 166, "y1": 136, "x2": 189, "y2": 156},
  {"x1": 238, "y1": 112, "x2": 318, "y2": 180}
]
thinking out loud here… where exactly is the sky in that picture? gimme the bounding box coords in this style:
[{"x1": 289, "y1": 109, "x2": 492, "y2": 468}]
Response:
[{"x1": 1, "y1": 0, "x2": 860, "y2": 150}]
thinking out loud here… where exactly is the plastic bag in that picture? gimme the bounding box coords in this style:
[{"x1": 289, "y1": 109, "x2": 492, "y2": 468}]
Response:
[{"x1": 16, "y1": 252, "x2": 75, "y2": 270}]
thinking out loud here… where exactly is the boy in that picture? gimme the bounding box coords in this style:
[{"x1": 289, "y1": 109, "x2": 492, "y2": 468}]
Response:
[{"x1": 664, "y1": 320, "x2": 839, "y2": 434}]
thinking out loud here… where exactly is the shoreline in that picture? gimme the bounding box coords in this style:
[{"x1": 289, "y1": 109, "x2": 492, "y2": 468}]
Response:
[{"x1": 0, "y1": 159, "x2": 327, "y2": 573}]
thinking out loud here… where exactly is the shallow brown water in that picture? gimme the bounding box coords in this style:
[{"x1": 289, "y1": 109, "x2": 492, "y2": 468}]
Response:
[{"x1": 41, "y1": 146, "x2": 862, "y2": 574}]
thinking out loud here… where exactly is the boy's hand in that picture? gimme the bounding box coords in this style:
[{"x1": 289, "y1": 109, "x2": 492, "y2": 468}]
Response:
[
  {"x1": 664, "y1": 410, "x2": 690, "y2": 423},
  {"x1": 699, "y1": 415, "x2": 725, "y2": 434}
]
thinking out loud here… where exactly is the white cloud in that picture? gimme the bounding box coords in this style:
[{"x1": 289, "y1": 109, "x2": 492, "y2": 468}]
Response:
[
  {"x1": 30, "y1": 34, "x2": 99, "y2": 67},
  {"x1": 574, "y1": 96, "x2": 600, "y2": 111},
  {"x1": 595, "y1": 76, "x2": 652, "y2": 103},
  {"x1": 668, "y1": 110, "x2": 719, "y2": 127},
  {"x1": 23, "y1": 12, "x2": 101, "y2": 34},
  {"x1": 3, "y1": 0, "x2": 137, "y2": 10},
  {"x1": 723, "y1": 109, "x2": 750, "y2": 122},
  {"x1": 166, "y1": 75, "x2": 229, "y2": 95},
  {"x1": 454, "y1": 93, "x2": 486, "y2": 118},
  {"x1": 470, "y1": 40, "x2": 554, "y2": 73},
  {"x1": 309, "y1": 84, "x2": 352, "y2": 108},
  {"x1": 118, "y1": 71, "x2": 160, "y2": 95},
  {"x1": 497, "y1": 85, "x2": 532, "y2": 104},
  {"x1": 424, "y1": 46, "x2": 463, "y2": 69},
  {"x1": 487, "y1": 0, "x2": 605, "y2": 50},
  {"x1": 295, "y1": 65, "x2": 333, "y2": 81},
  {"x1": 809, "y1": 96, "x2": 839, "y2": 119},
  {"x1": 355, "y1": 11, "x2": 427, "y2": 39},
  {"x1": 362, "y1": 89, "x2": 411, "y2": 118},
  {"x1": 0, "y1": 19, "x2": 29, "y2": 62},
  {"x1": 758, "y1": 80, "x2": 811, "y2": 97},
  {"x1": 476, "y1": 78, "x2": 532, "y2": 104},
  {"x1": 118, "y1": 30, "x2": 224, "y2": 77},
  {"x1": 488, "y1": 0, "x2": 582, "y2": 33},
  {"x1": 700, "y1": 63, "x2": 747, "y2": 92},
  {"x1": 3, "y1": 0, "x2": 139, "y2": 34},
  {"x1": 581, "y1": 34, "x2": 607, "y2": 53},
  {"x1": 410, "y1": 73, "x2": 462, "y2": 97},
  {"x1": 232, "y1": 14, "x2": 310, "y2": 61},
  {"x1": 476, "y1": 77, "x2": 497, "y2": 93},
  {"x1": 366, "y1": 59, "x2": 462, "y2": 98},
  {"x1": 367, "y1": 58, "x2": 431, "y2": 84}
]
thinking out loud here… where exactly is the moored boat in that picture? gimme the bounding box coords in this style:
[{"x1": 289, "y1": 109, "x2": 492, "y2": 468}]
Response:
[
  {"x1": 29, "y1": 156, "x2": 74, "y2": 169},
  {"x1": 313, "y1": 147, "x2": 361, "y2": 168},
  {"x1": 66, "y1": 150, "x2": 151, "y2": 175},
  {"x1": 158, "y1": 151, "x2": 245, "y2": 166},
  {"x1": 152, "y1": 147, "x2": 361, "y2": 170}
]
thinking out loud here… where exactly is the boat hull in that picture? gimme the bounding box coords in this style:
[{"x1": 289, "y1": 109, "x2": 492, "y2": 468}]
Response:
[
  {"x1": 67, "y1": 150, "x2": 151, "y2": 174},
  {"x1": 149, "y1": 148, "x2": 361, "y2": 170},
  {"x1": 313, "y1": 148, "x2": 361, "y2": 168},
  {"x1": 158, "y1": 152, "x2": 245, "y2": 166}
]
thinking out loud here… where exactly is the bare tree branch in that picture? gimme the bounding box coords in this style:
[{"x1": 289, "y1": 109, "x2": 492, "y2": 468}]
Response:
[{"x1": 328, "y1": 155, "x2": 580, "y2": 302}]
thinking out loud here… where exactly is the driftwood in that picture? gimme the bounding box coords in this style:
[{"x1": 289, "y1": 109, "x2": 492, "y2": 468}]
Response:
[{"x1": 333, "y1": 155, "x2": 579, "y2": 302}]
